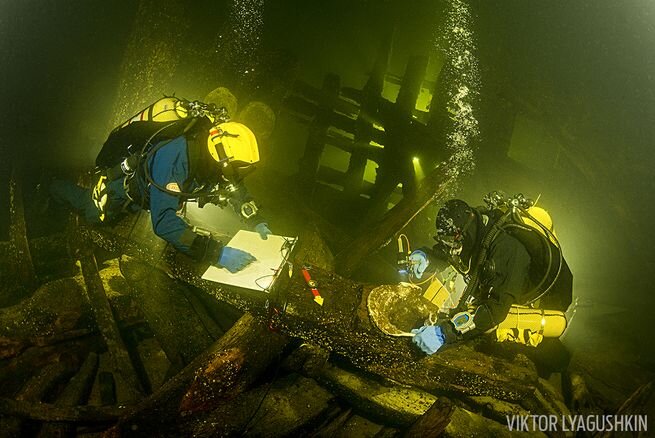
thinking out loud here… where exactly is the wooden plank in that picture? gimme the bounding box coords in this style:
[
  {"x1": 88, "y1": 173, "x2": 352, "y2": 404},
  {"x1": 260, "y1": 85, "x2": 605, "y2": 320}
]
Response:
[
  {"x1": 37, "y1": 353, "x2": 99, "y2": 437},
  {"x1": 8, "y1": 165, "x2": 37, "y2": 289},
  {"x1": 336, "y1": 164, "x2": 452, "y2": 276},
  {"x1": 119, "y1": 256, "x2": 217, "y2": 373},
  {"x1": 110, "y1": 313, "x2": 288, "y2": 434},
  {"x1": 298, "y1": 74, "x2": 341, "y2": 189},
  {"x1": 79, "y1": 225, "x2": 564, "y2": 415},
  {"x1": 0, "y1": 361, "x2": 77, "y2": 437},
  {"x1": 0, "y1": 397, "x2": 122, "y2": 423},
  {"x1": 78, "y1": 247, "x2": 144, "y2": 402},
  {"x1": 189, "y1": 374, "x2": 335, "y2": 437}
]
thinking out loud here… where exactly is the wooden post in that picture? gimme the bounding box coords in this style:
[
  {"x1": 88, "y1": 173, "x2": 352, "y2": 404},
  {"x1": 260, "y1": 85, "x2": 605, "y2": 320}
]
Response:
[
  {"x1": 118, "y1": 256, "x2": 217, "y2": 374},
  {"x1": 0, "y1": 361, "x2": 77, "y2": 438},
  {"x1": 78, "y1": 247, "x2": 144, "y2": 402},
  {"x1": 343, "y1": 30, "x2": 393, "y2": 198},
  {"x1": 366, "y1": 56, "x2": 429, "y2": 220},
  {"x1": 396, "y1": 56, "x2": 429, "y2": 115},
  {"x1": 80, "y1": 225, "x2": 564, "y2": 416},
  {"x1": 111, "y1": 313, "x2": 288, "y2": 434},
  {"x1": 37, "y1": 353, "x2": 100, "y2": 437},
  {"x1": 298, "y1": 74, "x2": 341, "y2": 192},
  {"x1": 8, "y1": 165, "x2": 37, "y2": 290},
  {"x1": 109, "y1": 0, "x2": 188, "y2": 128},
  {"x1": 336, "y1": 164, "x2": 451, "y2": 277}
]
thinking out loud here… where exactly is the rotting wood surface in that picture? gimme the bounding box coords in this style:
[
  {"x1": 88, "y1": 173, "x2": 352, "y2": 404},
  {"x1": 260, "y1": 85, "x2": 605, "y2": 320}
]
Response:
[{"x1": 79, "y1": 223, "x2": 558, "y2": 415}]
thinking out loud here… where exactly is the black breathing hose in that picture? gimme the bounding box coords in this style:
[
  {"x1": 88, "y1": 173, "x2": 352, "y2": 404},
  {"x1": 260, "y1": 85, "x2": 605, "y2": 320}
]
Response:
[
  {"x1": 456, "y1": 205, "x2": 564, "y2": 311},
  {"x1": 457, "y1": 209, "x2": 514, "y2": 310},
  {"x1": 517, "y1": 207, "x2": 564, "y2": 305},
  {"x1": 135, "y1": 119, "x2": 231, "y2": 201}
]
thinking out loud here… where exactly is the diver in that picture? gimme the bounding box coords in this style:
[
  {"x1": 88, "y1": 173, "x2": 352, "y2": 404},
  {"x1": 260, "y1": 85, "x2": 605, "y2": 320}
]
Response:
[
  {"x1": 49, "y1": 96, "x2": 272, "y2": 273},
  {"x1": 407, "y1": 194, "x2": 573, "y2": 359}
]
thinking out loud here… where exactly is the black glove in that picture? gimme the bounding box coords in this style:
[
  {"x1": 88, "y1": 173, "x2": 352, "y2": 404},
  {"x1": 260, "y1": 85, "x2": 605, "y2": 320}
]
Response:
[{"x1": 189, "y1": 234, "x2": 224, "y2": 265}]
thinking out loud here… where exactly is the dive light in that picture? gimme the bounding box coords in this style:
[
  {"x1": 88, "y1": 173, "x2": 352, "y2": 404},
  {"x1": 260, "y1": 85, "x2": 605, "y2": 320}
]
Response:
[{"x1": 397, "y1": 235, "x2": 411, "y2": 275}]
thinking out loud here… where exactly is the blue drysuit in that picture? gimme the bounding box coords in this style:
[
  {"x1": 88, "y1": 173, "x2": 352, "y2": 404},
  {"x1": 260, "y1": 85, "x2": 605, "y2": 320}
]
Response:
[{"x1": 51, "y1": 135, "x2": 257, "y2": 261}]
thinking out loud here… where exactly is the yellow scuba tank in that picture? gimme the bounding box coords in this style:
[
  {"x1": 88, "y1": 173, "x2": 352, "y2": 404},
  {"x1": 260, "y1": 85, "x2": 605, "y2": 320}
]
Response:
[
  {"x1": 116, "y1": 97, "x2": 190, "y2": 131},
  {"x1": 493, "y1": 305, "x2": 567, "y2": 347},
  {"x1": 521, "y1": 206, "x2": 557, "y2": 245}
]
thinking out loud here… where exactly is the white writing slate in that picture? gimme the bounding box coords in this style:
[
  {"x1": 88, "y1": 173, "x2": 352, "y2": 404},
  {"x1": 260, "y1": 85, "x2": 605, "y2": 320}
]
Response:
[{"x1": 201, "y1": 230, "x2": 297, "y2": 292}]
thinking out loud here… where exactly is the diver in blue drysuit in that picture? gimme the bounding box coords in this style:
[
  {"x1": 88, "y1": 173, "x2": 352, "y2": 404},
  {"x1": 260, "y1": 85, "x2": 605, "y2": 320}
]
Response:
[{"x1": 50, "y1": 134, "x2": 271, "y2": 273}]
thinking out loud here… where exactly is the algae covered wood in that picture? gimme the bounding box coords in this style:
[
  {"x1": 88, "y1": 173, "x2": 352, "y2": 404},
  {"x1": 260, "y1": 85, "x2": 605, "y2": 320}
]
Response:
[
  {"x1": 335, "y1": 163, "x2": 452, "y2": 276},
  {"x1": 0, "y1": 277, "x2": 94, "y2": 359},
  {"x1": 111, "y1": 313, "x2": 287, "y2": 435},
  {"x1": 0, "y1": 397, "x2": 123, "y2": 423},
  {"x1": 0, "y1": 361, "x2": 77, "y2": 438},
  {"x1": 314, "y1": 361, "x2": 438, "y2": 427},
  {"x1": 8, "y1": 165, "x2": 37, "y2": 290},
  {"x1": 78, "y1": 223, "x2": 557, "y2": 414},
  {"x1": 190, "y1": 374, "x2": 335, "y2": 438},
  {"x1": 78, "y1": 247, "x2": 144, "y2": 402},
  {"x1": 118, "y1": 256, "x2": 218, "y2": 372},
  {"x1": 37, "y1": 353, "x2": 99, "y2": 438}
]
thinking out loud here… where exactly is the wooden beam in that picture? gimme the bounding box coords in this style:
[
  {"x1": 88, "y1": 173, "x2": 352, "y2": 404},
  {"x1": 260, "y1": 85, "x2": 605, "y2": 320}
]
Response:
[
  {"x1": 189, "y1": 374, "x2": 335, "y2": 437},
  {"x1": 0, "y1": 361, "x2": 77, "y2": 436},
  {"x1": 119, "y1": 256, "x2": 217, "y2": 373},
  {"x1": 111, "y1": 313, "x2": 288, "y2": 434},
  {"x1": 78, "y1": 247, "x2": 144, "y2": 402},
  {"x1": 8, "y1": 165, "x2": 37, "y2": 289},
  {"x1": 79, "y1": 224, "x2": 565, "y2": 415},
  {"x1": 37, "y1": 353, "x2": 99, "y2": 437},
  {"x1": 0, "y1": 397, "x2": 122, "y2": 423},
  {"x1": 335, "y1": 165, "x2": 452, "y2": 276},
  {"x1": 298, "y1": 74, "x2": 341, "y2": 189}
]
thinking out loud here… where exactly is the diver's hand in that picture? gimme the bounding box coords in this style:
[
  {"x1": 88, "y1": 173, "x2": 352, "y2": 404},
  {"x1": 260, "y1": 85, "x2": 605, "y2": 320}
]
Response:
[
  {"x1": 254, "y1": 222, "x2": 272, "y2": 240},
  {"x1": 217, "y1": 247, "x2": 256, "y2": 273},
  {"x1": 411, "y1": 324, "x2": 446, "y2": 355},
  {"x1": 409, "y1": 250, "x2": 429, "y2": 279}
]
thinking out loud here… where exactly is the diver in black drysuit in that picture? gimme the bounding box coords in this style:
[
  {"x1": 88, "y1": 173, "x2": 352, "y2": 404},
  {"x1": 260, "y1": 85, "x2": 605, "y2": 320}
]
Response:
[{"x1": 410, "y1": 199, "x2": 572, "y2": 374}]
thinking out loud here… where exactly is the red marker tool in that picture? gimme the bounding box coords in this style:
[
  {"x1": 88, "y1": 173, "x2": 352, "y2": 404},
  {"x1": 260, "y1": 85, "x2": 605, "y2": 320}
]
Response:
[{"x1": 301, "y1": 266, "x2": 324, "y2": 306}]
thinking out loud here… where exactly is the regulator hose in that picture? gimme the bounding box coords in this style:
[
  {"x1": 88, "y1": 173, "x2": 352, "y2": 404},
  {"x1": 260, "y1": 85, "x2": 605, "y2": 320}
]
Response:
[{"x1": 135, "y1": 119, "x2": 232, "y2": 201}]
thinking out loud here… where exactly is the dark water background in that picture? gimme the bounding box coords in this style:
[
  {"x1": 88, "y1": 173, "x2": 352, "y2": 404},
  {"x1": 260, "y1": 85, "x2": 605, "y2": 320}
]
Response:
[{"x1": 1, "y1": 0, "x2": 654, "y2": 371}]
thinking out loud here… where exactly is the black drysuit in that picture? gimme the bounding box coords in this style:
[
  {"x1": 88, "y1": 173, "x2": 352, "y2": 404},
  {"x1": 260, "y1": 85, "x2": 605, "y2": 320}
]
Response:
[{"x1": 467, "y1": 231, "x2": 533, "y2": 333}]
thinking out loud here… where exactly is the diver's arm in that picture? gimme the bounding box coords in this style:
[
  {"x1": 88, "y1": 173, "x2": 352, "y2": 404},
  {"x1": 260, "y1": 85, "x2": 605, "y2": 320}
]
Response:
[
  {"x1": 470, "y1": 238, "x2": 530, "y2": 333},
  {"x1": 148, "y1": 137, "x2": 223, "y2": 263}
]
